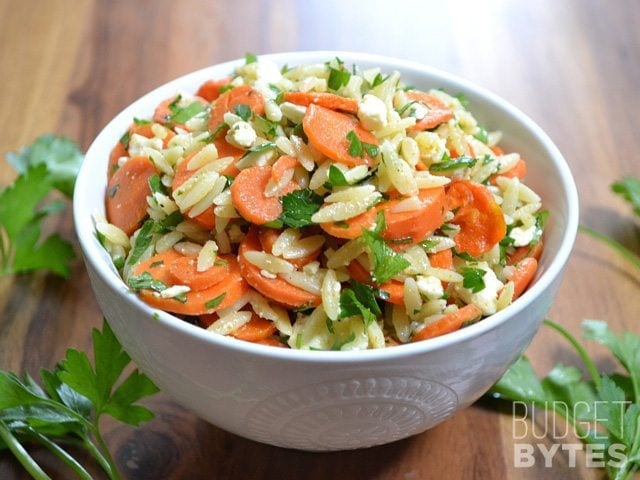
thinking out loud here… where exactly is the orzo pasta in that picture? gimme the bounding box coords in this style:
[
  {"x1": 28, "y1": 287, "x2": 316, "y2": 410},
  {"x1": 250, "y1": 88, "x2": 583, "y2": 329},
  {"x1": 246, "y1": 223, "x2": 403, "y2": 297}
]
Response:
[{"x1": 99, "y1": 55, "x2": 546, "y2": 350}]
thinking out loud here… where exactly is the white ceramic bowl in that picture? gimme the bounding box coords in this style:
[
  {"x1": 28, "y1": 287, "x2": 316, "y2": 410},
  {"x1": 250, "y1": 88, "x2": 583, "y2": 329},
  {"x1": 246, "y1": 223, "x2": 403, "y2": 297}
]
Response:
[{"x1": 74, "y1": 51, "x2": 578, "y2": 451}]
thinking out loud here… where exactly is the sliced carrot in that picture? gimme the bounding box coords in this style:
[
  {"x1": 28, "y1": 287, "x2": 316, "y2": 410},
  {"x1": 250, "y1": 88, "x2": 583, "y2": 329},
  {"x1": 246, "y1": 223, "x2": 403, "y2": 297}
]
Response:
[
  {"x1": 135, "y1": 253, "x2": 249, "y2": 316},
  {"x1": 320, "y1": 208, "x2": 377, "y2": 240},
  {"x1": 379, "y1": 187, "x2": 446, "y2": 245},
  {"x1": 108, "y1": 142, "x2": 127, "y2": 179},
  {"x1": 132, "y1": 249, "x2": 183, "y2": 285},
  {"x1": 346, "y1": 260, "x2": 404, "y2": 305},
  {"x1": 168, "y1": 253, "x2": 232, "y2": 291},
  {"x1": 405, "y1": 92, "x2": 453, "y2": 131},
  {"x1": 271, "y1": 155, "x2": 298, "y2": 183},
  {"x1": 171, "y1": 150, "x2": 216, "y2": 230},
  {"x1": 105, "y1": 156, "x2": 157, "y2": 235},
  {"x1": 196, "y1": 77, "x2": 232, "y2": 102},
  {"x1": 428, "y1": 248, "x2": 453, "y2": 270},
  {"x1": 230, "y1": 315, "x2": 278, "y2": 342},
  {"x1": 490, "y1": 158, "x2": 527, "y2": 185},
  {"x1": 213, "y1": 137, "x2": 245, "y2": 177},
  {"x1": 507, "y1": 240, "x2": 543, "y2": 266},
  {"x1": 283, "y1": 91, "x2": 358, "y2": 113},
  {"x1": 412, "y1": 304, "x2": 482, "y2": 342},
  {"x1": 258, "y1": 227, "x2": 321, "y2": 269},
  {"x1": 445, "y1": 180, "x2": 506, "y2": 257},
  {"x1": 230, "y1": 165, "x2": 300, "y2": 225},
  {"x1": 208, "y1": 85, "x2": 265, "y2": 132},
  {"x1": 303, "y1": 104, "x2": 379, "y2": 167},
  {"x1": 129, "y1": 122, "x2": 154, "y2": 139},
  {"x1": 238, "y1": 228, "x2": 321, "y2": 308},
  {"x1": 490, "y1": 146, "x2": 504, "y2": 156},
  {"x1": 509, "y1": 257, "x2": 538, "y2": 299}
]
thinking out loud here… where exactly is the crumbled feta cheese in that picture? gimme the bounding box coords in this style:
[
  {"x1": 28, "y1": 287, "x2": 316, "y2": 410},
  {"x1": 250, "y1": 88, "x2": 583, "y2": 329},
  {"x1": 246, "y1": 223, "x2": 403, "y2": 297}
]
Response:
[
  {"x1": 255, "y1": 60, "x2": 282, "y2": 84},
  {"x1": 280, "y1": 102, "x2": 307, "y2": 124},
  {"x1": 509, "y1": 225, "x2": 537, "y2": 246},
  {"x1": 225, "y1": 121, "x2": 256, "y2": 148},
  {"x1": 410, "y1": 102, "x2": 430, "y2": 120},
  {"x1": 128, "y1": 133, "x2": 163, "y2": 156},
  {"x1": 357, "y1": 94, "x2": 388, "y2": 131},
  {"x1": 416, "y1": 275, "x2": 444, "y2": 300},
  {"x1": 455, "y1": 264, "x2": 504, "y2": 315}
]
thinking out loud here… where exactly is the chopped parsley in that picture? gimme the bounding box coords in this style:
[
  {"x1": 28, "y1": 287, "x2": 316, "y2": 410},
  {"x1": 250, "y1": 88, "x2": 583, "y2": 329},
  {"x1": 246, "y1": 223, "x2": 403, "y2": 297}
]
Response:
[
  {"x1": 127, "y1": 271, "x2": 167, "y2": 293},
  {"x1": 278, "y1": 188, "x2": 323, "y2": 228},
  {"x1": 369, "y1": 72, "x2": 389, "y2": 88},
  {"x1": 245, "y1": 52, "x2": 258, "y2": 64},
  {"x1": 339, "y1": 280, "x2": 382, "y2": 326},
  {"x1": 430, "y1": 154, "x2": 477, "y2": 172},
  {"x1": 234, "y1": 104, "x2": 252, "y2": 121},
  {"x1": 239, "y1": 142, "x2": 276, "y2": 159},
  {"x1": 461, "y1": 267, "x2": 486, "y2": 293},
  {"x1": 327, "y1": 62, "x2": 351, "y2": 91},
  {"x1": 125, "y1": 220, "x2": 155, "y2": 267},
  {"x1": 154, "y1": 210, "x2": 184, "y2": 233},
  {"x1": 328, "y1": 164, "x2": 350, "y2": 187},
  {"x1": 474, "y1": 124, "x2": 489, "y2": 144},
  {"x1": 169, "y1": 99, "x2": 206, "y2": 124},
  {"x1": 346, "y1": 130, "x2": 379, "y2": 158},
  {"x1": 204, "y1": 293, "x2": 226, "y2": 310},
  {"x1": 359, "y1": 212, "x2": 410, "y2": 284}
]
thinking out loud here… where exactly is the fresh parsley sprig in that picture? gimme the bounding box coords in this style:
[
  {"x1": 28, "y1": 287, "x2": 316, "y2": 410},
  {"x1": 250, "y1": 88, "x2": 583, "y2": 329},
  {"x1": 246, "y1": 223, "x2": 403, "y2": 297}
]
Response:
[
  {"x1": 0, "y1": 135, "x2": 81, "y2": 277},
  {"x1": 491, "y1": 319, "x2": 640, "y2": 480},
  {"x1": 490, "y1": 175, "x2": 640, "y2": 480},
  {"x1": 0, "y1": 319, "x2": 159, "y2": 480},
  {"x1": 359, "y1": 212, "x2": 410, "y2": 284}
]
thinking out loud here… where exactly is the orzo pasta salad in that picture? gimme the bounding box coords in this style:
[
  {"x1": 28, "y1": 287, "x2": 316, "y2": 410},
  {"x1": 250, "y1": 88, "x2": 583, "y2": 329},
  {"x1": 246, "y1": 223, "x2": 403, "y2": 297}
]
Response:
[{"x1": 98, "y1": 55, "x2": 546, "y2": 350}]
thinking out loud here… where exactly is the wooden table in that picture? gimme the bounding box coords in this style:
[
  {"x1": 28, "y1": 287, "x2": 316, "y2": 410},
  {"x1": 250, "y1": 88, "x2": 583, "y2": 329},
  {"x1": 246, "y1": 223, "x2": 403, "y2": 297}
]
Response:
[{"x1": 1, "y1": 0, "x2": 638, "y2": 478}]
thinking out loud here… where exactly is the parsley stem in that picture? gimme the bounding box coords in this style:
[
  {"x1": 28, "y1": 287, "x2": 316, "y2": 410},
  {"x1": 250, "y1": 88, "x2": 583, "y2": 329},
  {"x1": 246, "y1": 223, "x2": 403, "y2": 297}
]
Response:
[
  {"x1": 0, "y1": 420, "x2": 51, "y2": 480},
  {"x1": 26, "y1": 428, "x2": 93, "y2": 480},
  {"x1": 579, "y1": 225, "x2": 640, "y2": 271},
  {"x1": 91, "y1": 417, "x2": 121, "y2": 480},
  {"x1": 543, "y1": 319, "x2": 602, "y2": 389}
]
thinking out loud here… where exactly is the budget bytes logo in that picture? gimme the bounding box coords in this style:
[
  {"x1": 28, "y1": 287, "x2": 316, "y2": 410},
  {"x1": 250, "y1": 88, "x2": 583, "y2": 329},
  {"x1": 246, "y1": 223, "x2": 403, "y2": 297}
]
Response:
[{"x1": 512, "y1": 401, "x2": 628, "y2": 469}]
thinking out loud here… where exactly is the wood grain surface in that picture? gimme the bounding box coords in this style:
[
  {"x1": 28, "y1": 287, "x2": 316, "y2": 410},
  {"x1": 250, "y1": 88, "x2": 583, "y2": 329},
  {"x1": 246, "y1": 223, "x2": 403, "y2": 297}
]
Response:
[{"x1": 1, "y1": 0, "x2": 639, "y2": 478}]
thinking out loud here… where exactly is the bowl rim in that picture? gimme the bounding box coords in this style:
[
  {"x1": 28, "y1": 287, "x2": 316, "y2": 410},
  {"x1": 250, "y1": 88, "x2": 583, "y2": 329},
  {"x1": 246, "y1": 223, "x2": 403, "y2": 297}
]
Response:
[{"x1": 74, "y1": 50, "x2": 579, "y2": 364}]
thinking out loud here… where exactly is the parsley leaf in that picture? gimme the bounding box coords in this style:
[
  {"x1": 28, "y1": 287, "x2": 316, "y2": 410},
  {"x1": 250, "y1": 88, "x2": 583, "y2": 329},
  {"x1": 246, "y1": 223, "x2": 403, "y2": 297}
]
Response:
[
  {"x1": 461, "y1": 267, "x2": 486, "y2": 293},
  {"x1": 169, "y1": 101, "x2": 206, "y2": 124},
  {"x1": 234, "y1": 104, "x2": 252, "y2": 121},
  {"x1": 359, "y1": 212, "x2": 410, "y2": 284},
  {"x1": 490, "y1": 319, "x2": 640, "y2": 480},
  {"x1": 125, "y1": 220, "x2": 155, "y2": 267},
  {"x1": 245, "y1": 52, "x2": 258, "y2": 64},
  {"x1": 346, "y1": 130, "x2": 380, "y2": 159},
  {"x1": 339, "y1": 281, "x2": 382, "y2": 326},
  {"x1": 370, "y1": 72, "x2": 388, "y2": 88},
  {"x1": 6, "y1": 133, "x2": 83, "y2": 198},
  {"x1": 328, "y1": 164, "x2": 350, "y2": 187},
  {"x1": 0, "y1": 320, "x2": 158, "y2": 479},
  {"x1": 0, "y1": 155, "x2": 76, "y2": 277},
  {"x1": 127, "y1": 271, "x2": 167, "y2": 293},
  {"x1": 278, "y1": 188, "x2": 323, "y2": 228},
  {"x1": 204, "y1": 293, "x2": 226, "y2": 310},
  {"x1": 429, "y1": 154, "x2": 477, "y2": 172},
  {"x1": 473, "y1": 124, "x2": 489, "y2": 144},
  {"x1": 328, "y1": 67, "x2": 351, "y2": 91},
  {"x1": 611, "y1": 176, "x2": 640, "y2": 217}
]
